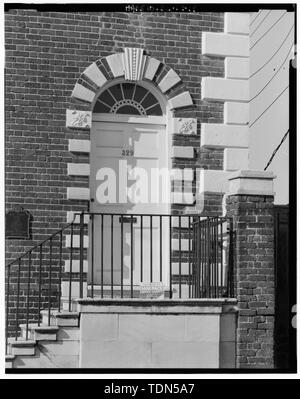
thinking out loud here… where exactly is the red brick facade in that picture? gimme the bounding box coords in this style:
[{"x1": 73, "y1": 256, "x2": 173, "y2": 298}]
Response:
[{"x1": 5, "y1": 9, "x2": 224, "y2": 262}]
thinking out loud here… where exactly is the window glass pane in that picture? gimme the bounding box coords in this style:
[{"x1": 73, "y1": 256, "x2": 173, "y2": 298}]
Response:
[
  {"x1": 146, "y1": 104, "x2": 163, "y2": 115},
  {"x1": 98, "y1": 90, "x2": 115, "y2": 106},
  {"x1": 116, "y1": 105, "x2": 140, "y2": 115},
  {"x1": 93, "y1": 101, "x2": 110, "y2": 113},
  {"x1": 122, "y1": 83, "x2": 134, "y2": 99},
  {"x1": 108, "y1": 84, "x2": 122, "y2": 101},
  {"x1": 141, "y1": 92, "x2": 157, "y2": 109},
  {"x1": 133, "y1": 86, "x2": 148, "y2": 102}
]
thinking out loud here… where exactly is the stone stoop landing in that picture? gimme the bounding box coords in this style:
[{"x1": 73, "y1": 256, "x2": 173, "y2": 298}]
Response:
[{"x1": 5, "y1": 310, "x2": 80, "y2": 369}]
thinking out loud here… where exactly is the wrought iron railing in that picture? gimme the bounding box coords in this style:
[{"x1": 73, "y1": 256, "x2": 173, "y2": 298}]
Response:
[
  {"x1": 5, "y1": 212, "x2": 234, "y2": 354},
  {"x1": 192, "y1": 217, "x2": 234, "y2": 298}
]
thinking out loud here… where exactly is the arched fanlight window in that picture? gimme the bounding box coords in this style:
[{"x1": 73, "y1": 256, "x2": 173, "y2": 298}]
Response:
[{"x1": 93, "y1": 82, "x2": 163, "y2": 116}]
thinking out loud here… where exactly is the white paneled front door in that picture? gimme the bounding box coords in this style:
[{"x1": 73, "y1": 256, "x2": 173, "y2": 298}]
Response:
[{"x1": 89, "y1": 114, "x2": 170, "y2": 290}]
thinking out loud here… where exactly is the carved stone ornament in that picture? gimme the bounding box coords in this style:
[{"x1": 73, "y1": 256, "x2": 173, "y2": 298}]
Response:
[
  {"x1": 172, "y1": 118, "x2": 197, "y2": 135},
  {"x1": 66, "y1": 109, "x2": 92, "y2": 129}
]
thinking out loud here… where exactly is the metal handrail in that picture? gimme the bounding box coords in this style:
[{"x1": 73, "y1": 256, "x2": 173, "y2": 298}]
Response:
[
  {"x1": 5, "y1": 213, "x2": 80, "y2": 354},
  {"x1": 5, "y1": 217, "x2": 78, "y2": 268}
]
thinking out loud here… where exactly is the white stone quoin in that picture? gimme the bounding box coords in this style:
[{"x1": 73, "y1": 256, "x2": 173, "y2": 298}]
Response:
[
  {"x1": 224, "y1": 148, "x2": 249, "y2": 171},
  {"x1": 225, "y1": 12, "x2": 250, "y2": 35},
  {"x1": 64, "y1": 260, "x2": 89, "y2": 273},
  {"x1": 65, "y1": 235, "x2": 89, "y2": 249},
  {"x1": 67, "y1": 187, "x2": 90, "y2": 201},
  {"x1": 66, "y1": 212, "x2": 90, "y2": 224},
  {"x1": 67, "y1": 163, "x2": 90, "y2": 177},
  {"x1": 172, "y1": 146, "x2": 194, "y2": 159},
  {"x1": 200, "y1": 124, "x2": 249, "y2": 149},
  {"x1": 224, "y1": 102, "x2": 249, "y2": 125},
  {"x1": 199, "y1": 170, "x2": 231, "y2": 194},
  {"x1": 225, "y1": 57, "x2": 249, "y2": 79},
  {"x1": 202, "y1": 32, "x2": 249, "y2": 57},
  {"x1": 202, "y1": 77, "x2": 249, "y2": 102},
  {"x1": 68, "y1": 139, "x2": 91, "y2": 153}
]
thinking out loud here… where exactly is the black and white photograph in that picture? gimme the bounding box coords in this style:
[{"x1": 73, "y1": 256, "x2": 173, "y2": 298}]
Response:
[{"x1": 2, "y1": 1, "x2": 297, "y2": 377}]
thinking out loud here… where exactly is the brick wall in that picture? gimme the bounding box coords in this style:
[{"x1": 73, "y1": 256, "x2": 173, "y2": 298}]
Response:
[
  {"x1": 226, "y1": 194, "x2": 275, "y2": 368},
  {"x1": 5, "y1": 9, "x2": 224, "y2": 332}
]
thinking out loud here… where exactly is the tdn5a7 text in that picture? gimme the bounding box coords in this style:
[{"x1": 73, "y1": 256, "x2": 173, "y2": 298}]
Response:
[{"x1": 147, "y1": 384, "x2": 195, "y2": 394}]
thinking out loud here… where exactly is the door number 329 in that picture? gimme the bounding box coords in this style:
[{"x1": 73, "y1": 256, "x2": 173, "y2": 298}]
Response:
[{"x1": 122, "y1": 149, "x2": 134, "y2": 156}]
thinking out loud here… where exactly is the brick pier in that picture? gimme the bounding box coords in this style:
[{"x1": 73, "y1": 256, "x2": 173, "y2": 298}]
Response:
[{"x1": 226, "y1": 170, "x2": 276, "y2": 368}]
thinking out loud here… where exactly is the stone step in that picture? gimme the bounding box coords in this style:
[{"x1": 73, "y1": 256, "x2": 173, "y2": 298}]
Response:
[
  {"x1": 41, "y1": 309, "x2": 80, "y2": 327},
  {"x1": 19, "y1": 323, "x2": 59, "y2": 341},
  {"x1": 9, "y1": 339, "x2": 36, "y2": 356},
  {"x1": 13, "y1": 347, "x2": 57, "y2": 368},
  {"x1": 12, "y1": 346, "x2": 79, "y2": 368},
  {"x1": 5, "y1": 355, "x2": 15, "y2": 369}
]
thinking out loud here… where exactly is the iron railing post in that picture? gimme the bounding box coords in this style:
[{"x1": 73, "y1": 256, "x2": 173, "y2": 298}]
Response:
[
  {"x1": 169, "y1": 215, "x2": 172, "y2": 298},
  {"x1": 197, "y1": 217, "x2": 200, "y2": 298},
  {"x1": 220, "y1": 219, "x2": 223, "y2": 296},
  {"x1": 159, "y1": 215, "x2": 162, "y2": 282},
  {"x1": 16, "y1": 259, "x2": 21, "y2": 338},
  {"x1": 79, "y1": 212, "x2": 84, "y2": 299},
  {"x1": 200, "y1": 217, "x2": 203, "y2": 298},
  {"x1": 38, "y1": 246, "x2": 42, "y2": 326},
  {"x1": 150, "y1": 215, "x2": 153, "y2": 283},
  {"x1": 188, "y1": 216, "x2": 191, "y2": 298},
  {"x1": 58, "y1": 231, "x2": 63, "y2": 312},
  {"x1": 6, "y1": 264, "x2": 11, "y2": 354},
  {"x1": 179, "y1": 215, "x2": 182, "y2": 299},
  {"x1": 26, "y1": 251, "x2": 32, "y2": 338},
  {"x1": 69, "y1": 223, "x2": 73, "y2": 312},
  {"x1": 130, "y1": 214, "x2": 133, "y2": 298},
  {"x1": 121, "y1": 214, "x2": 124, "y2": 298},
  {"x1": 47, "y1": 240, "x2": 52, "y2": 327},
  {"x1": 192, "y1": 218, "x2": 196, "y2": 298},
  {"x1": 91, "y1": 213, "x2": 94, "y2": 298},
  {"x1": 228, "y1": 218, "x2": 234, "y2": 298},
  {"x1": 101, "y1": 214, "x2": 104, "y2": 298},
  {"x1": 140, "y1": 215, "x2": 143, "y2": 285},
  {"x1": 111, "y1": 214, "x2": 114, "y2": 298}
]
